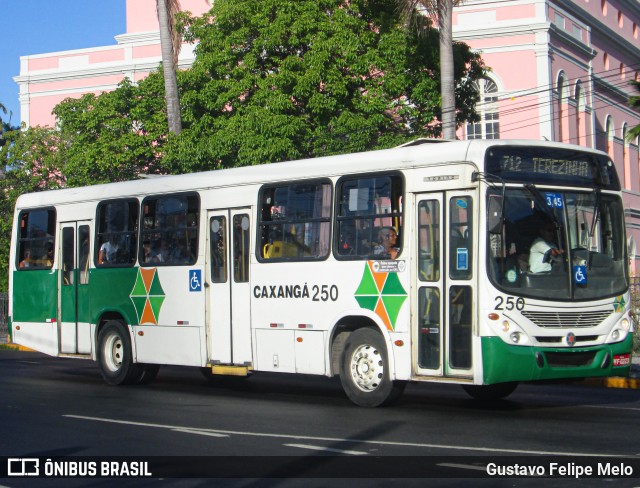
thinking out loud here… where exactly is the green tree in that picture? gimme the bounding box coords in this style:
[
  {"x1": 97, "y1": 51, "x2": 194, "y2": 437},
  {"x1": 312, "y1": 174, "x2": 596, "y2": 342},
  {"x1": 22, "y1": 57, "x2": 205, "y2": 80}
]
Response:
[
  {"x1": 0, "y1": 101, "x2": 14, "y2": 147},
  {"x1": 53, "y1": 77, "x2": 170, "y2": 186},
  {"x1": 628, "y1": 80, "x2": 640, "y2": 142},
  {"x1": 169, "y1": 0, "x2": 484, "y2": 171},
  {"x1": 0, "y1": 126, "x2": 64, "y2": 290},
  {"x1": 397, "y1": 0, "x2": 466, "y2": 140}
]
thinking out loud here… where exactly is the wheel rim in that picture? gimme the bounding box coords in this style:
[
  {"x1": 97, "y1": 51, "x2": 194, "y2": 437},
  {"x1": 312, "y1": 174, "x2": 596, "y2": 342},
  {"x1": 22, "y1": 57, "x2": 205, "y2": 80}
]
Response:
[
  {"x1": 102, "y1": 331, "x2": 123, "y2": 373},
  {"x1": 350, "y1": 343, "x2": 384, "y2": 392}
]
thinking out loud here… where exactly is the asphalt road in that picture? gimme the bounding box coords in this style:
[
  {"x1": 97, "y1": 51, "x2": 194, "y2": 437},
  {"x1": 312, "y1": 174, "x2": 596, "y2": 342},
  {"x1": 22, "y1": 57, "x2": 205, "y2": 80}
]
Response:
[{"x1": 1, "y1": 348, "x2": 640, "y2": 487}]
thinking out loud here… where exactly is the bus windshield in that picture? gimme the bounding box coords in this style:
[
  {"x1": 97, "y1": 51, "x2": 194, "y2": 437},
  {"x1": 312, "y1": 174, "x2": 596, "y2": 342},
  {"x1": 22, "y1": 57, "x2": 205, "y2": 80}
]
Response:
[{"x1": 487, "y1": 186, "x2": 628, "y2": 300}]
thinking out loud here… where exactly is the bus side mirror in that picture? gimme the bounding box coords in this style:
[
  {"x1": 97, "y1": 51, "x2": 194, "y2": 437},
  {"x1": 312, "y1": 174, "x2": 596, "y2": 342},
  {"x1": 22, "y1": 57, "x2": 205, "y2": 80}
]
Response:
[{"x1": 487, "y1": 196, "x2": 503, "y2": 234}]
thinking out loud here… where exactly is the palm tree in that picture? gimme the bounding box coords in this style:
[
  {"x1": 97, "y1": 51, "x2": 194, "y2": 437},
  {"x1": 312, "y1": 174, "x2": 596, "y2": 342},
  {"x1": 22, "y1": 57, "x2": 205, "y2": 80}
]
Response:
[
  {"x1": 0, "y1": 101, "x2": 8, "y2": 127},
  {"x1": 398, "y1": 0, "x2": 462, "y2": 140},
  {"x1": 157, "y1": 0, "x2": 182, "y2": 135}
]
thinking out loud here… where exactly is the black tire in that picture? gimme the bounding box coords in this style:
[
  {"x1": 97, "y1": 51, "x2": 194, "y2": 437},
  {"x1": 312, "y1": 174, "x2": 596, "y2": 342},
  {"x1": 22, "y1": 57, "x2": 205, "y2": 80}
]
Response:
[
  {"x1": 339, "y1": 328, "x2": 405, "y2": 407},
  {"x1": 462, "y1": 382, "x2": 518, "y2": 401},
  {"x1": 96, "y1": 320, "x2": 142, "y2": 386},
  {"x1": 135, "y1": 364, "x2": 160, "y2": 385}
]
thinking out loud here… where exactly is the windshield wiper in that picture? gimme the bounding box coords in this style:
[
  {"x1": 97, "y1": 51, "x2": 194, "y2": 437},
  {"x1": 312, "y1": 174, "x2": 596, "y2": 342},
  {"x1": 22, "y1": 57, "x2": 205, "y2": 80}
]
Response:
[{"x1": 587, "y1": 188, "x2": 601, "y2": 269}]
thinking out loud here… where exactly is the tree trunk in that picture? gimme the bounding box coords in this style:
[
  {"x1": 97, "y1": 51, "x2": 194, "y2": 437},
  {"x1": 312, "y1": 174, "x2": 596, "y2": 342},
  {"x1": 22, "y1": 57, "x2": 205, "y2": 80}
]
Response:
[
  {"x1": 438, "y1": 0, "x2": 456, "y2": 140},
  {"x1": 157, "y1": 0, "x2": 182, "y2": 135}
]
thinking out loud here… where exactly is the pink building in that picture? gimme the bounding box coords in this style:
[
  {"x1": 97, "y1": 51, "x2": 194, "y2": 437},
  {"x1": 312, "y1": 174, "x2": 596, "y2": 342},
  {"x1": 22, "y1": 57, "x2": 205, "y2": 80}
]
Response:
[
  {"x1": 453, "y1": 0, "x2": 640, "y2": 271},
  {"x1": 14, "y1": 0, "x2": 210, "y2": 127},
  {"x1": 13, "y1": 0, "x2": 640, "y2": 268}
]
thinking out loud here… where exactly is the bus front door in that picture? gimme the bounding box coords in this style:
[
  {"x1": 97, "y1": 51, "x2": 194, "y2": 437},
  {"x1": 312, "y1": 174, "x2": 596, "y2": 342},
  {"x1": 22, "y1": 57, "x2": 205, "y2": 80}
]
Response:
[
  {"x1": 206, "y1": 209, "x2": 252, "y2": 366},
  {"x1": 59, "y1": 221, "x2": 92, "y2": 355},
  {"x1": 415, "y1": 192, "x2": 473, "y2": 378}
]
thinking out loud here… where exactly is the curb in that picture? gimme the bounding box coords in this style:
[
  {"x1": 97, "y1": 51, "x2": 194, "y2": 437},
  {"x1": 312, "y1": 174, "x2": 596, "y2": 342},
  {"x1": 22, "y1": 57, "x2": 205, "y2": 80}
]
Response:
[
  {"x1": 0, "y1": 341, "x2": 34, "y2": 352},
  {"x1": 582, "y1": 376, "x2": 640, "y2": 389}
]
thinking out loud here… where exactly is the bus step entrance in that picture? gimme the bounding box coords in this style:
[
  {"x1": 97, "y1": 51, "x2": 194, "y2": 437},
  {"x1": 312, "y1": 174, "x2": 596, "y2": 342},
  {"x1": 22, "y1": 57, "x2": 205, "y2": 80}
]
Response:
[{"x1": 208, "y1": 364, "x2": 252, "y2": 377}]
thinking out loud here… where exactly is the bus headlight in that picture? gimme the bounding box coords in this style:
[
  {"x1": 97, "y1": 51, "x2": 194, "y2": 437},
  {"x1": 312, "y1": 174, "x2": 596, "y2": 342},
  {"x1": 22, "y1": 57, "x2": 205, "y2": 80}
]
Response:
[
  {"x1": 611, "y1": 330, "x2": 620, "y2": 341},
  {"x1": 621, "y1": 318, "x2": 631, "y2": 331},
  {"x1": 510, "y1": 332, "x2": 522, "y2": 344}
]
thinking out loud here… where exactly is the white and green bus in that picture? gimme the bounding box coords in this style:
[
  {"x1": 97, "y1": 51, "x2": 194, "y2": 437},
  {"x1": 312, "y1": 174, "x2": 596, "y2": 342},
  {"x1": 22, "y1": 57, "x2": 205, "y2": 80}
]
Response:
[{"x1": 9, "y1": 139, "x2": 633, "y2": 406}]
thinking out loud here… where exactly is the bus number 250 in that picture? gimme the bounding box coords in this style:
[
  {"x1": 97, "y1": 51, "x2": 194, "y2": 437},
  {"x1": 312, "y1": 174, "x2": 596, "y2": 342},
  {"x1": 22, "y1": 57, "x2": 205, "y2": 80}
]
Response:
[{"x1": 494, "y1": 296, "x2": 525, "y2": 311}]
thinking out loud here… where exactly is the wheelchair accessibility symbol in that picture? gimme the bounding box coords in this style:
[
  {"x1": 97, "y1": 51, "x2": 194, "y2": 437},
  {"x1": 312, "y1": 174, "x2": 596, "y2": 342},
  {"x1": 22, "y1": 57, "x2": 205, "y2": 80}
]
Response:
[
  {"x1": 573, "y1": 265, "x2": 587, "y2": 285},
  {"x1": 189, "y1": 269, "x2": 202, "y2": 292}
]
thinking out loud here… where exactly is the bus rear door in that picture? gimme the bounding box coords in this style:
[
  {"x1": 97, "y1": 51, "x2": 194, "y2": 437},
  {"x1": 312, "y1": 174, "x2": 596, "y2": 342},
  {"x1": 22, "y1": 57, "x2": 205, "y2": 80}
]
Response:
[
  {"x1": 206, "y1": 209, "x2": 252, "y2": 366},
  {"x1": 59, "y1": 221, "x2": 92, "y2": 355},
  {"x1": 414, "y1": 192, "x2": 474, "y2": 378}
]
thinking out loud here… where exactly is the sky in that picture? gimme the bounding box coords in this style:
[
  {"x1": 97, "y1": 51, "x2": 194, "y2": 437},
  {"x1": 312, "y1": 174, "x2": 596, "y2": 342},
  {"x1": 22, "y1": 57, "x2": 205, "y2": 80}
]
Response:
[{"x1": 1, "y1": 0, "x2": 126, "y2": 127}]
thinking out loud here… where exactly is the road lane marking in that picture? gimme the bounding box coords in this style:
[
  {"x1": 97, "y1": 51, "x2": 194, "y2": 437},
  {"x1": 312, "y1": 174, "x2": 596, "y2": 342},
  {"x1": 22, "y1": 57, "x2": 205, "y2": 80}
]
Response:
[
  {"x1": 172, "y1": 428, "x2": 229, "y2": 437},
  {"x1": 583, "y1": 405, "x2": 640, "y2": 412},
  {"x1": 284, "y1": 444, "x2": 368, "y2": 455},
  {"x1": 63, "y1": 415, "x2": 639, "y2": 458}
]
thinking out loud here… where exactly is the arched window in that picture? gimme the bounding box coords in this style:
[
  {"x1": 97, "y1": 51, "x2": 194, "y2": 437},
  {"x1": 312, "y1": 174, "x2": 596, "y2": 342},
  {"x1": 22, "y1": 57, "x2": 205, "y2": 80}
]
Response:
[
  {"x1": 574, "y1": 81, "x2": 586, "y2": 146},
  {"x1": 622, "y1": 123, "x2": 630, "y2": 190},
  {"x1": 557, "y1": 73, "x2": 567, "y2": 142},
  {"x1": 605, "y1": 116, "x2": 614, "y2": 157},
  {"x1": 466, "y1": 77, "x2": 499, "y2": 140}
]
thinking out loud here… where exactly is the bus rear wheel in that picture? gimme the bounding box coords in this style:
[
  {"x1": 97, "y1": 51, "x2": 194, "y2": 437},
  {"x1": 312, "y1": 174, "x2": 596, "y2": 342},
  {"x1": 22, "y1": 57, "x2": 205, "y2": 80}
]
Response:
[
  {"x1": 97, "y1": 320, "x2": 142, "y2": 386},
  {"x1": 339, "y1": 328, "x2": 405, "y2": 407},
  {"x1": 462, "y1": 382, "x2": 518, "y2": 401}
]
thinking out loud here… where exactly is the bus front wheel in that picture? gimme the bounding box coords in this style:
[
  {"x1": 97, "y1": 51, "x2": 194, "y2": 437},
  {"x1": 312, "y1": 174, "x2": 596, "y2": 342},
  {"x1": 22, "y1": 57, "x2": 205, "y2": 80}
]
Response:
[
  {"x1": 97, "y1": 320, "x2": 142, "y2": 386},
  {"x1": 339, "y1": 328, "x2": 405, "y2": 407}
]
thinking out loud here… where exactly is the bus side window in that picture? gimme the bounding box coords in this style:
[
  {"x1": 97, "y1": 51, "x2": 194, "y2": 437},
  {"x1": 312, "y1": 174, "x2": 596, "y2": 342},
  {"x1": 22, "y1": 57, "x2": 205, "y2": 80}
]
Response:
[
  {"x1": 95, "y1": 199, "x2": 138, "y2": 267},
  {"x1": 258, "y1": 181, "x2": 331, "y2": 261},
  {"x1": 210, "y1": 217, "x2": 227, "y2": 283},
  {"x1": 17, "y1": 208, "x2": 56, "y2": 270},
  {"x1": 449, "y1": 197, "x2": 473, "y2": 280},
  {"x1": 140, "y1": 193, "x2": 199, "y2": 266},
  {"x1": 334, "y1": 173, "x2": 403, "y2": 260}
]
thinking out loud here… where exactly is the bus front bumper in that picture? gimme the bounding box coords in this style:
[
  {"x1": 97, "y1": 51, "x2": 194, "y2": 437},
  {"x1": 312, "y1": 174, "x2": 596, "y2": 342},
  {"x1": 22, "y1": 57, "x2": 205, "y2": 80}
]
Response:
[{"x1": 481, "y1": 335, "x2": 633, "y2": 384}]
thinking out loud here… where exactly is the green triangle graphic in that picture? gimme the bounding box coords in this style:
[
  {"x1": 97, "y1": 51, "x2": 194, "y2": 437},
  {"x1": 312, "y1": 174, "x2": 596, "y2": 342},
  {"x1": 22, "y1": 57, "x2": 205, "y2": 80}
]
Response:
[
  {"x1": 355, "y1": 264, "x2": 379, "y2": 295},
  {"x1": 382, "y1": 295, "x2": 407, "y2": 328},
  {"x1": 130, "y1": 296, "x2": 148, "y2": 323},
  {"x1": 148, "y1": 295, "x2": 165, "y2": 319},
  {"x1": 149, "y1": 272, "x2": 165, "y2": 296},
  {"x1": 355, "y1": 295, "x2": 379, "y2": 312},
  {"x1": 131, "y1": 272, "x2": 148, "y2": 297},
  {"x1": 381, "y1": 272, "x2": 406, "y2": 296}
]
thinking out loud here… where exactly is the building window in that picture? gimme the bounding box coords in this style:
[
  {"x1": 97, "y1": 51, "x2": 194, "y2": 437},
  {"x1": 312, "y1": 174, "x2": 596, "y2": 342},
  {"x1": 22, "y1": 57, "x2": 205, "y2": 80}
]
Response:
[
  {"x1": 575, "y1": 82, "x2": 583, "y2": 145},
  {"x1": 466, "y1": 78, "x2": 499, "y2": 140},
  {"x1": 606, "y1": 117, "x2": 614, "y2": 157},
  {"x1": 557, "y1": 73, "x2": 567, "y2": 142}
]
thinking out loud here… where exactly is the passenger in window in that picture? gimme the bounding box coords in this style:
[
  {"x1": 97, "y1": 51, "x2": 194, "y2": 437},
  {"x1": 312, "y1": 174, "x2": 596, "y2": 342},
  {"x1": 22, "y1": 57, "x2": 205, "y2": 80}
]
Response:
[
  {"x1": 529, "y1": 222, "x2": 564, "y2": 273},
  {"x1": 99, "y1": 235, "x2": 120, "y2": 264},
  {"x1": 142, "y1": 241, "x2": 152, "y2": 263},
  {"x1": 152, "y1": 239, "x2": 171, "y2": 263},
  {"x1": 169, "y1": 236, "x2": 190, "y2": 263},
  {"x1": 374, "y1": 226, "x2": 400, "y2": 259},
  {"x1": 19, "y1": 250, "x2": 31, "y2": 268},
  {"x1": 44, "y1": 244, "x2": 54, "y2": 267}
]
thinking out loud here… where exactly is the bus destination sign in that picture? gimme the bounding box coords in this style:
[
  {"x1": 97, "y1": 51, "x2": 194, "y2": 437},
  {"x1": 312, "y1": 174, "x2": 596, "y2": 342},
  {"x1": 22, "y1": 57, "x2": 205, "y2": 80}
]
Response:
[{"x1": 485, "y1": 146, "x2": 619, "y2": 190}]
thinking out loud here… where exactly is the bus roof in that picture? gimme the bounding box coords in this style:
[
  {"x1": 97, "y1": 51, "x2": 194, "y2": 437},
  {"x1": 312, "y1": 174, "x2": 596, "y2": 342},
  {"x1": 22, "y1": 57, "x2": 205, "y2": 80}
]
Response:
[{"x1": 15, "y1": 139, "x2": 610, "y2": 209}]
